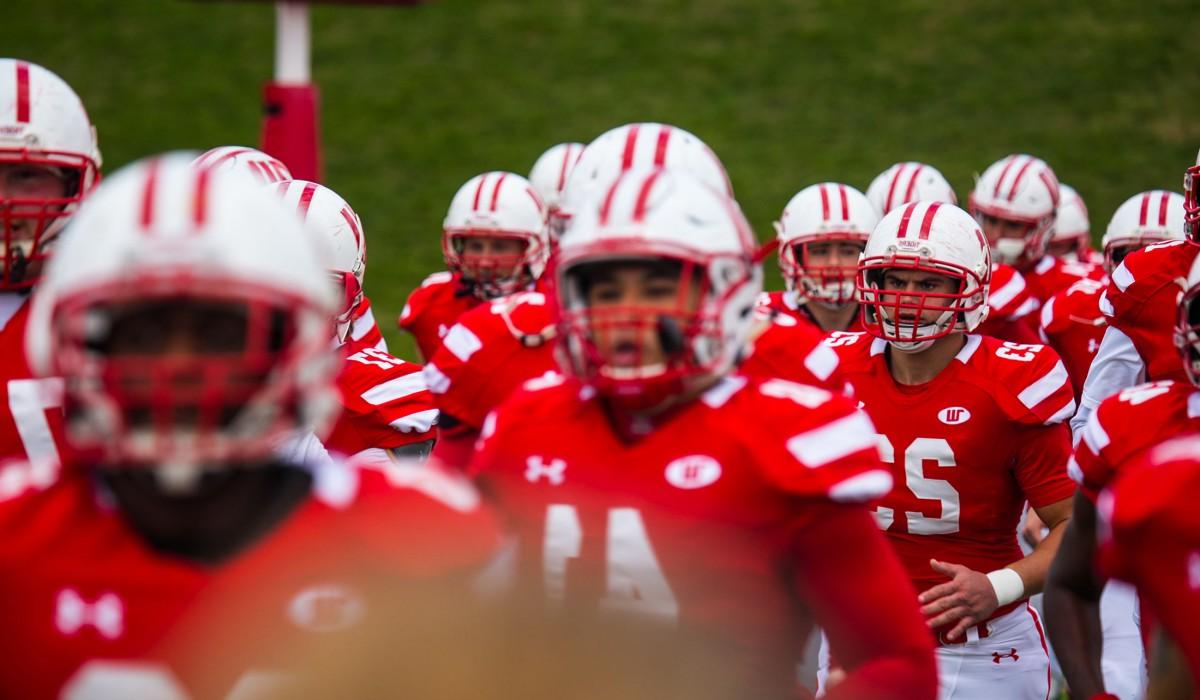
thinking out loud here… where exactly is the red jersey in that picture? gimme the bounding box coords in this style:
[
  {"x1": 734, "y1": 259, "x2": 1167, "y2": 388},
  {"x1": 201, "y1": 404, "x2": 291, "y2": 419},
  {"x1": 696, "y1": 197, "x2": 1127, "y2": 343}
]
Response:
[
  {"x1": 1023, "y1": 255, "x2": 1106, "y2": 304},
  {"x1": 1039, "y1": 277, "x2": 1108, "y2": 398},
  {"x1": 1097, "y1": 435, "x2": 1200, "y2": 681},
  {"x1": 0, "y1": 295, "x2": 67, "y2": 465},
  {"x1": 0, "y1": 456, "x2": 500, "y2": 699},
  {"x1": 345, "y1": 294, "x2": 387, "y2": 353},
  {"x1": 828, "y1": 332, "x2": 1076, "y2": 625},
  {"x1": 742, "y1": 316, "x2": 847, "y2": 393},
  {"x1": 1101, "y1": 240, "x2": 1200, "y2": 383},
  {"x1": 398, "y1": 272, "x2": 483, "y2": 361},
  {"x1": 1071, "y1": 379, "x2": 1200, "y2": 501},
  {"x1": 471, "y1": 373, "x2": 937, "y2": 699},
  {"x1": 755, "y1": 290, "x2": 864, "y2": 333},
  {"x1": 977, "y1": 264, "x2": 1042, "y2": 344},
  {"x1": 326, "y1": 346, "x2": 437, "y2": 459}
]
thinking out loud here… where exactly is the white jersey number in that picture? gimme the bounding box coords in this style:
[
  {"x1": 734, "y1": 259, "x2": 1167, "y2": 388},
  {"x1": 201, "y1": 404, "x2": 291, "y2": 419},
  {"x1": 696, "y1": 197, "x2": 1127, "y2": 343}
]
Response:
[
  {"x1": 874, "y1": 436, "x2": 960, "y2": 535},
  {"x1": 543, "y1": 504, "x2": 679, "y2": 621}
]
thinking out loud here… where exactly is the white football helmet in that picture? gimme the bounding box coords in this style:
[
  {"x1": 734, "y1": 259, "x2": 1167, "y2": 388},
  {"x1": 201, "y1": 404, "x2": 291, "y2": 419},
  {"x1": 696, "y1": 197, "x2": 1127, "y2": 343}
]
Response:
[
  {"x1": 26, "y1": 153, "x2": 339, "y2": 476},
  {"x1": 192, "y1": 146, "x2": 293, "y2": 184},
  {"x1": 0, "y1": 59, "x2": 102, "y2": 290},
  {"x1": 1050, "y1": 184, "x2": 1092, "y2": 262},
  {"x1": 554, "y1": 122, "x2": 733, "y2": 240},
  {"x1": 774, "y1": 182, "x2": 879, "y2": 305},
  {"x1": 1102, "y1": 190, "x2": 1185, "y2": 272},
  {"x1": 271, "y1": 179, "x2": 367, "y2": 343},
  {"x1": 866, "y1": 161, "x2": 957, "y2": 214},
  {"x1": 969, "y1": 154, "x2": 1060, "y2": 266},
  {"x1": 557, "y1": 167, "x2": 760, "y2": 412},
  {"x1": 528, "y1": 142, "x2": 585, "y2": 216},
  {"x1": 858, "y1": 201, "x2": 991, "y2": 352},
  {"x1": 442, "y1": 170, "x2": 548, "y2": 299}
]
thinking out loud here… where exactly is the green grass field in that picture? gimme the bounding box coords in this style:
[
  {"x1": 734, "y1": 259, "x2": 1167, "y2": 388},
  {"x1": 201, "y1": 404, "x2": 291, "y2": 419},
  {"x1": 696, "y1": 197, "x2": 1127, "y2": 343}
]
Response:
[{"x1": 3, "y1": 0, "x2": 1198, "y2": 358}]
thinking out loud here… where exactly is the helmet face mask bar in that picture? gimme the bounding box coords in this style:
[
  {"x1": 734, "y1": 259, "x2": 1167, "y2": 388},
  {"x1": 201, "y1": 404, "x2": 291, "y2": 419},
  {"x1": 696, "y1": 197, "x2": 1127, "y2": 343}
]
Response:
[
  {"x1": 442, "y1": 229, "x2": 542, "y2": 300},
  {"x1": 1184, "y1": 154, "x2": 1200, "y2": 243},
  {"x1": 1176, "y1": 279, "x2": 1200, "y2": 387},
  {"x1": 780, "y1": 234, "x2": 865, "y2": 306},
  {"x1": 857, "y1": 256, "x2": 987, "y2": 352}
]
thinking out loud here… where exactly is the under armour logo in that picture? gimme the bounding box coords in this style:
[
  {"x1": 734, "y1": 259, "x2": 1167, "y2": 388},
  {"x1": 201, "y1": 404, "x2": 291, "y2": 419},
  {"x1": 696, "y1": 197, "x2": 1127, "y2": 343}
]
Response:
[
  {"x1": 991, "y1": 648, "x2": 1020, "y2": 664},
  {"x1": 525, "y1": 456, "x2": 567, "y2": 485},
  {"x1": 56, "y1": 588, "x2": 124, "y2": 640}
]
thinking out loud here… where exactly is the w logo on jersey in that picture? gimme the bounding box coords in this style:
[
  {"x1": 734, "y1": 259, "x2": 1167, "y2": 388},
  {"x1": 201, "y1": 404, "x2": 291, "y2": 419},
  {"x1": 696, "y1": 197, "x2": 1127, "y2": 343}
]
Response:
[
  {"x1": 55, "y1": 588, "x2": 124, "y2": 639},
  {"x1": 664, "y1": 455, "x2": 722, "y2": 490},
  {"x1": 937, "y1": 406, "x2": 972, "y2": 425},
  {"x1": 525, "y1": 456, "x2": 567, "y2": 485}
]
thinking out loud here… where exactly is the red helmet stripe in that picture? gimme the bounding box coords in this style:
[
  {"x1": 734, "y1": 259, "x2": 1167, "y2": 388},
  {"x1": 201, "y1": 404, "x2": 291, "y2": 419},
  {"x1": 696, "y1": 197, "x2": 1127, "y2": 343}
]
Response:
[
  {"x1": 621, "y1": 124, "x2": 640, "y2": 171},
  {"x1": 1139, "y1": 192, "x2": 1151, "y2": 227},
  {"x1": 1006, "y1": 157, "x2": 1035, "y2": 201},
  {"x1": 884, "y1": 163, "x2": 906, "y2": 213},
  {"x1": 298, "y1": 181, "x2": 318, "y2": 221},
  {"x1": 1038, "y1": 170, "x2": 1060, "y2": 206},
  {"x1": 14, "y1": 62, "x2": 30, "y2": 123},
  {"x1": 471, "y1": 173, "x2": 487, "y2": 211},
  {"x1": 1159, "y1": 191, "x2": 1171, "y2": 226},
  {"x1": 340, "y1": 206, "x2": 363, "y2": 249},
  {"x1": 489, "y1": 172, "x2": 509, "y2": 212},
  {"x1": 598, "y1": 176, "x2": 622, "y2": 226},
  {"x1": 632, "y1": 170, "x2": 663, "y2": 222},
  {"x1": 896, "y1": 201, "x2": 919, "y2": 238},
  {"x1": 917, "y1": 201, "x2": 942, "y2": 240},
  {"x1": 555, "y1": 144, "x2": 573, "y2": 192},
  {"x1": 653, "y1": 125, "x2": 671, "y2": 167},
  {"x1": 838, "y1": 183, "x2": 850, "y2": 220},
  {"x1": 992, "y1": 156, "x2": 1017, "y2": 198},
  {"x1": 819, "y1": 184, "x2": 831, "y2": 220},
  {"x1": 193, "y1": 165, "x2": 211, "y2": 227},
  {"x1": 902, "y1": 164, "x2": 923, "y2": 205},
  {"x1": 139, "y1": 158, "x2": 161, "y2": 230}
]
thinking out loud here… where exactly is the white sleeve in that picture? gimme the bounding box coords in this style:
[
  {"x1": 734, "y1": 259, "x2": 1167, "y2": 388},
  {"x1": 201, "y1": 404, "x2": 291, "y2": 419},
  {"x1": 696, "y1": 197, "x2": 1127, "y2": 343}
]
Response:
[
  {"x1": 1069, "y1": 326, "x2": 1144, "y2": 438},
  {"x1": 274, "y1": 429, "x2": 339, "y2": 470}
]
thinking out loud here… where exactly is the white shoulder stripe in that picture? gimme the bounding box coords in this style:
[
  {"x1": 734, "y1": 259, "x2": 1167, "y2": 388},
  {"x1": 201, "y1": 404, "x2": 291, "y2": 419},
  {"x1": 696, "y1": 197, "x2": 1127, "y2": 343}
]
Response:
[
  {"x1": 828, "y1": 469, "x2": 893, "y2": 503},
  {"x1": 423, "y1": 363, "x2": 451, "y2": 395},
  {"x1": 989, "y1": 272, "x2": 1027, "y2": 310},
  {"x1": 1111, "y1": 263, "x2": 1134, "y2": 292},
  {"x1": 443, "y1": 323, "x2": 483, "y2": 362},
  {"x1": 1017, "y1": 360, "x2": 1070, "y2": 410},
  {"x1": 351, "y1": 306, "x2": 377, "y2": 340},
  {"x1": 803, "y1": 343, "x2": 840, "y2": 381},
  {"x1": 389, "y1": 408, "x2": 439, "y2": 433},
  {"x1": 1039, "y1": 296, "x2": 1056, "y2": 329},
  {"x1": 362, "y1": 373, "x2": 427, "y2": 405},
  {"x1": 786, "y1": 412, "x2": 878, "y2": 468},
  {"x1": 1098, "y1": 291, "x2": 1114, "y2": 317}
]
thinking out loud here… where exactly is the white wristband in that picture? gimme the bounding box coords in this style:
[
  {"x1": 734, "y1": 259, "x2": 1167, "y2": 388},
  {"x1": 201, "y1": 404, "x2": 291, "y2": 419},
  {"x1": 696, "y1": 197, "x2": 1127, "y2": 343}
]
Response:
[{"x1": 986, "y1": 568, "x2": 1025, "y2": 607}]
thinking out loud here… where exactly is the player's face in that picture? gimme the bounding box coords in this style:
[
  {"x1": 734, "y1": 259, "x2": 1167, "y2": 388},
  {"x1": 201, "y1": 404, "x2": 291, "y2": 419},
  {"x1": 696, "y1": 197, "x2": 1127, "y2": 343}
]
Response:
[
  {"x1": 979, "y1": 213, "x2": 1029, "y2": 245},
  {"x1": 582, "y1": 260, "x2": 700, "y2": 370},
  {"x1": 1047, "y1": 236, "x2": 1081, "y2": 259},
  {"x1": 98, "y1": 299, "x2": 272, "y2": 431},
  {"x1": 879, "y1": 269, "x2": 960, "y2": 325},
  {"x1": 803, "y1": 240, "x2": 864, "y2": 270},
  {"x1": 0, "y1": 161, "x2": 70, "y2": 252},
  {"x1": 458, "y1": 235, "x2": 528, "y2": 280}
]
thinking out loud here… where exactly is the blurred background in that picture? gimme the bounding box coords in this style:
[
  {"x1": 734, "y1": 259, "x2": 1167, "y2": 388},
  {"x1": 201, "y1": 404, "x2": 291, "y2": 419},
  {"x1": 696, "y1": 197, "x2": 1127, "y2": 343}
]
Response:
[{"x1": 4, "y1": 0, "x2": 1197, "y2": 359}]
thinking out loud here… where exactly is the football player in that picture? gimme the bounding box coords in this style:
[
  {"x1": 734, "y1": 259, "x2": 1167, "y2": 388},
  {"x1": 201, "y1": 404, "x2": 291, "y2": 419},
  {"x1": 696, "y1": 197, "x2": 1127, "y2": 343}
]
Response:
[
  {"x1": 1070, "y1": 153, "x2": 1200, "y2": 434},
  {"x1": 1048, "y1": 184, "x2": 1102, "y2": 264},
  {"x1": 1041, "y1": 190, "x2": 1184, "y2": 399},
  {"x1": 1096, "y1": 434, "x2": 1200, "y2": 696},
  {"x1": 0, "y1": 59, "x2": 101, "y2": 465},
  {"x1": 398, "y1": 170, "x2": 548, "y2": 361},
  {"x1": 272, "y1": 179, "x2": 436, "y2": 461},
  {"x1": 970, "y1": 154, "x2": 1104, "y2": 305},
  {"x1": 470, "y1": 166, "x2": 938, "y2": 699},
  {"x1": 0, "y1": 154, "x2": 500, "y2": 696},
  {"x1": 759, "y1": 182, "x2": 879, "y2": 333},
  {"x1": 823, "y1": 200, "x2": 1076, "y2": 698},
  {"x1": 1045, "y1": 239, "x2": 1200, "y2": 700},
  {"x1": 528, "y1": 141, "x2": 585, "y2": 222}
]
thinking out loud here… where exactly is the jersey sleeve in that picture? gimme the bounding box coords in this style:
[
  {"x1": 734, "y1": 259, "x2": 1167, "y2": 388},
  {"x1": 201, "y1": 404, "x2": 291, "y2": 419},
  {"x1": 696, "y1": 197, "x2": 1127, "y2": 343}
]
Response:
[
  {"x1": 741, "y1": 321, "x2": 848, "y2": 393},
  {"x1": 788, "y1": 503, "x2": 938, "y2": 700},
  {"x1": 1013, "y1": 421, "x2": 1075, "y2": 507},
  {"x1": 337, "y1": 351, "x2": 438, "y2": 449},
  {"x1": 987, "y1": 341, "x2": 1077, "y2": 426},
  {"x1": 749, "y1": 379, "x2": 892, "y2": 503}
]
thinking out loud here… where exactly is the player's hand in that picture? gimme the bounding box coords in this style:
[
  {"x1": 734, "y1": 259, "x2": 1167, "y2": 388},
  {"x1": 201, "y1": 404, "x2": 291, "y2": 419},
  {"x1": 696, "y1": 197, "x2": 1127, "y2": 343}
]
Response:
[
  {"x1": 1021, "y1": 509, "x2": 1048, "y2": 548},
  {"x1": 917, "y1": 559, "x2": 999, "y2": 640}
]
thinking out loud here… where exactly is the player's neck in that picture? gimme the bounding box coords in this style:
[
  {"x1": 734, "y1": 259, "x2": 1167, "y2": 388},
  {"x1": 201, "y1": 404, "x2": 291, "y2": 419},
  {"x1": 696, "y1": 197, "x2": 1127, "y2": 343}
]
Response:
[
  {"x1": 885, "y1": 333, "x2": 966, "y2": 386},
  {"x1": 804, "y1": 300, "x2": 858, "y2": 332},
  {"x1": 603, "y1": 376, "x2": 719, "y2": 441}
]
